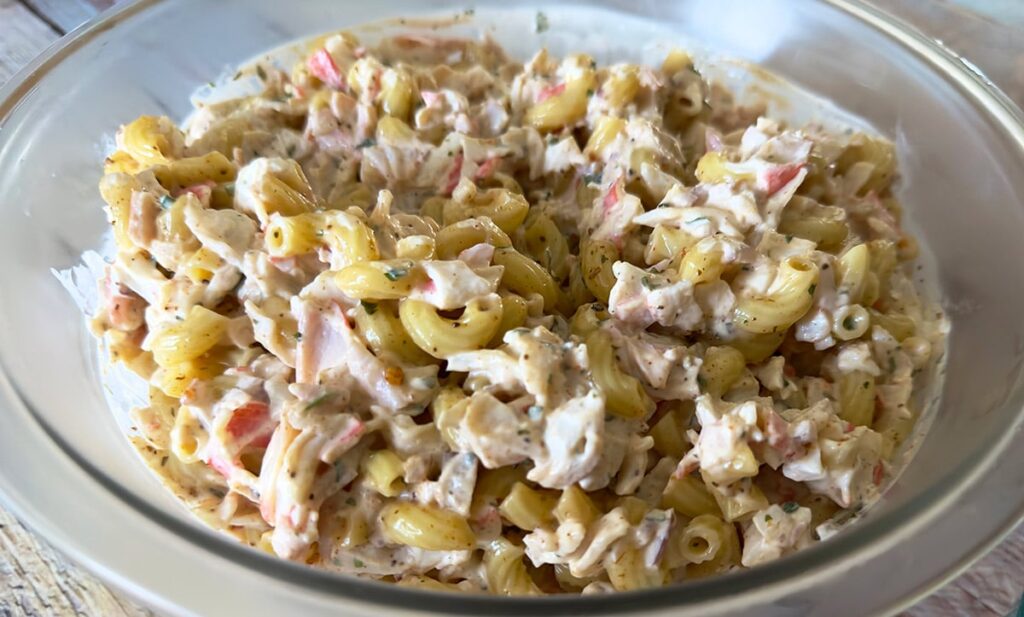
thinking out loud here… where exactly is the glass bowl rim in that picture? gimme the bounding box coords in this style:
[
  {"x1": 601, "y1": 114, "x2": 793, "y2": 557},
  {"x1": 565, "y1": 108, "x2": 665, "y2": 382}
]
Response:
[{"x1": 0, "y1": 0, "x2": 1023, "y2": 614}]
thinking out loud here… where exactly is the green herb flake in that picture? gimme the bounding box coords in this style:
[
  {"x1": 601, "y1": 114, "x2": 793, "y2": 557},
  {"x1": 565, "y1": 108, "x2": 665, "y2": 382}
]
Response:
[
  {"x1": 356, "y1": 137, "x2": 377, "y2": 149},
  {"x1": 696, "y1": 374, "x2": 707, "y2": 389},
  {"x1": 158, "y1": 195, "x2": 175, "y2": 209},
  {"x1": 764, "y1": 514, "x2": 773, "y2": 523},
  {"x1": 346, "y1": 496, "x2": 357, "y2": 506},
  {"x1": 807, "y1": 283, "x2": 817, "y2": 296},
  {"x1": 293, "y1": 331, "x2": 303, "y2": 341},
  {"x1": 640, "y1": 276, "x2": 660, "y2": 290},
  {"x1": 785, "y1": 234, "x2": 794, "y2": 243},
  {"x1": 304, "y1": 392, "x2": 333, "y2": 411},
  {"x1": 353, "y1": 559, "x2": 365, "y2": 568},
  {"x1": 535, "y1": 11, "x2": 549, "y2": 33},
  {"x1": 782, "y1": 501, "x2": 799, "y2": 513},
  {"x1": 384, "y1": 267, "x2": 408, "y2": 282},
  {"x1": 842, "y1": 315, "x2": 856, "y2": 331},
  {"x1": 586, "y1": 88, "x2": 595, "y2": 97},
  {"x1": 256, "y1": 65, "x2": 267, "y2": 81},
  {"x1": 361, "y1": 300, "x2": 379, "y2": 314},
  {"x1": 862, "y1": 380, "x2": 871, "y2": 390}
]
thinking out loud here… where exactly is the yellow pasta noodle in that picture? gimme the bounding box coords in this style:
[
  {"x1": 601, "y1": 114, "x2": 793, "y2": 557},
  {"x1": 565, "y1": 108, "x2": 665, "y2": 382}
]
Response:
[
  {"x1": 661, "y1": 475, "x2": 721, "y2": 518},
  {"x1": 98, "y1": 174, "x2": 143, "y2": 249},
  {"x1": 603, "y1": 66, "x2": 640, "y2": 108},
  {"x1": 158, "y1": 349, "x2": 230, "y2": 397},
  {"x1": 679, "y1": 515, "x2": 740, "y2": 576},
  {"x1": 498, "y1": 482, "x2": 557, "y2": 530},
  {"x1": 699, "y1": 346, "x2": 746, "y2": 397},
  {"x1": 184, "y1": 247, "x2": 225, "y2": 284},
  {"x1": 484, "y1": 538, "x2": 542, "y2": 596},
  {"x1": 526, "y1": 72, "x2": 595, "y2": 132},
  {"x1": 319, "y1": 211, "x2": 380, "y2": 265},
  {"x1": 779, "y1": 197, "x2": 849, "y2": 251},
  {"x1": 490, "y1": 294, "x2": 529, "y2": 346},
  {"x1": 838, "y1": 370, "x2": 876, "y2": 427},
  {"x1": 335, "y1": 259, "x2": 422, "y2": 300},
  {"x1": 661, "y1": 48, "x2": 693, "y2": 75},
  {"x1": 435, "y1": 217, "x2": 512, "y2": 260},
  {"x1": 250, "y1": 159, "x2": 317, "y2": 219},
  {"x1": 554, "y1": 485, "x2": 601, "y2": 526},
  {"x1": 169, "y1": 405, "x2": 206, "y2": 464},
  {"x1": 443, "y1": 187, "x2": 529, "y2": 234},
  {"x1": 706, "y1": 477, "x2": 769, "y2": 522},
  {"x1": 649, "y1": 410, "x2": 690, "y2": 459},
  {"x1": 150, "y1": 305, "x2": 230, "y2": 368},
  {"x1": 580, "y1": 240, "x2": 619, "y2": 303},
  {"x1": 400, "y1": 294, "x2": 503, "y2": 358},
  {"x1": 396, "y1": 235, "x2": 435, "y2": 260},
  {"x1": 607, "y1": 546, "x2": 664, "y2": 591},
  {"x1": 472, "y1": 465, "x2": 529, "y2": 515},
  {"x1": 586, "y1": 330, "x2": 653, "y2": 419},
  {"x1": 833, "y1": 304, "x2": 871, "y2": 341},
  {"x1": 522, "y1": 211, "x2": 570, "y2": 281},
  {"x1": 339, "y1": 509, "x2": 372, "y2": 548},
  {"x1": 361, "y1": 450, "x2": 406, "y2": 497},
  {"x1": 379, "y1": 68, "x2": 415, "y2": 120},
  {"x1": 584, "y1": 116, "x2": 626, "y2": 157},
  {"x1": 679, "y1": 241, "x2": 725, "y2": 285},
  {"x1": 695, "y1": 151, "x2": 754, "y2": 184},
  {"x1": 734, "y1": 257, "x2": 820, "y2": 334},
  {"x1": 870, "y1": 309, "x2": 916, "y2": 341},
  {"x1": 837, "y1": 134, "x2": 897, "y2": 194},
  {"x1": 353, "y1": 301, "x2": 434, "y2": 364},
  {"x1": 379, "y1": 501, "x2": 475, "y2": 551},
  {"x1": 645, "y1": 224, "x2": 697, "y2": 265},
  {"x1": 153, "y1": 151, "x2": 236, "y2": 193},
  {"x1": 431, "y1": 387, "x2": 470, "y2": 450},
  {"x1": 836, "y1": 243, "x2": 870, "y2": 303},
  {"x1": 118, "y1": 115, "x2": 183, "y2": 167},
  {"x1": 265, "y1": 213, "x2": 321, "y2": 257},
  {"x1": 492, "y1": 248, "x2": 559, "y2": 310}
]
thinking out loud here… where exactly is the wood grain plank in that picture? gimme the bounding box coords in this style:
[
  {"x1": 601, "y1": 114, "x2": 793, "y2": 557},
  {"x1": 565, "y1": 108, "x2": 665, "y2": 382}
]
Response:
[
  {"x1": 902, "y1": 524, "x2": 1024, "y2": 617},
  {"x1": 0, "y1": 508, "x2": 152, "y2": 617},
  {"x1": 19, "y1": 0, "x2": 111, "y2": 35},
  {"x1": 0, "y1": 0, "x2": 58, "y2": 83}
]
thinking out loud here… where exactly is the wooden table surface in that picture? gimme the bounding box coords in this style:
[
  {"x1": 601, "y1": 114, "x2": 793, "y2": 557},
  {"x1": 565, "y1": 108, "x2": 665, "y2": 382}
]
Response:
[{"x1": 0, "y1": 0, "x2": 1022, "y2": 615}]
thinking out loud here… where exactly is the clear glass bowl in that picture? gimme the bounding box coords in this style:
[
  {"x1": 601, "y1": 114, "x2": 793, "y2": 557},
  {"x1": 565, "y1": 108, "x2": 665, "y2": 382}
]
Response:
[{"x1": 1, "y1": 0, "x2": 1023, "y2": 615}]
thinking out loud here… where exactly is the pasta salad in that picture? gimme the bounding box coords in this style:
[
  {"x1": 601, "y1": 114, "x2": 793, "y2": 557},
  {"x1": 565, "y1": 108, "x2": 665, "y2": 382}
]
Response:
[{"x1": 90, "y1": 31, "x2": 946, "y2": 594}]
